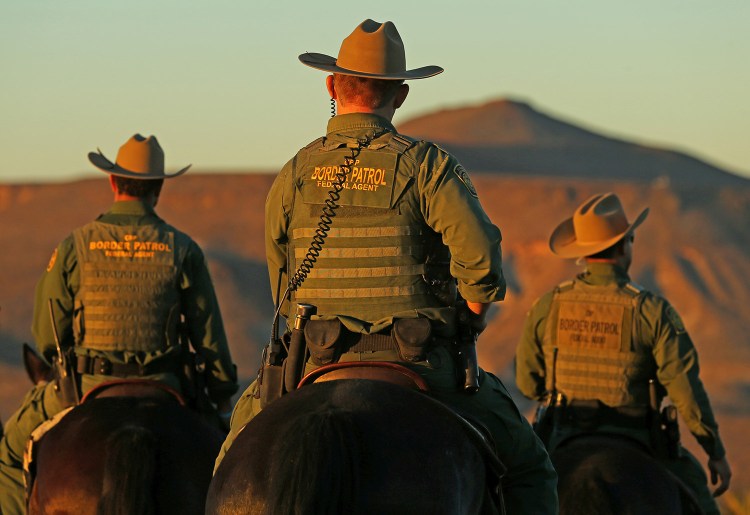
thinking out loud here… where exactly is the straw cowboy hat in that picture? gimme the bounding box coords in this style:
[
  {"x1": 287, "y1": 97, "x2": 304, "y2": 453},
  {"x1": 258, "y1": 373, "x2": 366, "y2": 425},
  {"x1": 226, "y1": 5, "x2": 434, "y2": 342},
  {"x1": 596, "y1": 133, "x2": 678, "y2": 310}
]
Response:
[
  {"x1": 299, "y1": 19, "x2": 443, "y2": 80},
  {"x1": 549, "y1": 192, "x2": 649, "y2": 258},
  {"x1": 88, "y1": 134, "x2": 191, "y2": 180}
]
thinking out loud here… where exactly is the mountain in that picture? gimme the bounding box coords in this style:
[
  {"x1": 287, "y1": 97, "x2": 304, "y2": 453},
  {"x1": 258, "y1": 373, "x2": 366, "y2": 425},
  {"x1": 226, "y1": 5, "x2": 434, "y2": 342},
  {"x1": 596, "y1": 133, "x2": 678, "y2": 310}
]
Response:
[
  {"x1": 1, "y1": 100, "x2": 749, "y2": 496},
  {"x1": 399, "y1": 99, "x2": 746, "y2": 186}
]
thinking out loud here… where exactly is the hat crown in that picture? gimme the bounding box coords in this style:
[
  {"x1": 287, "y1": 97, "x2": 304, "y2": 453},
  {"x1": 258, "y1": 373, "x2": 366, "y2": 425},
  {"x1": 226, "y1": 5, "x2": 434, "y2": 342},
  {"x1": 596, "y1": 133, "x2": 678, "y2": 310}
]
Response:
[
  {"x1": 89, "y1": 134, "x2": 190, "y2": 179},
  {"x1": 336, "y1": 19, "x2": 407, "y2": 75},
  {"x1": 572, "y1": 193, "x2": 630, "y2": 244},
  {"x1": 116, "y1": 134, "x2": 165, "y2": 175},
  {"x1": 548, "y1": 192, "x2": 649, "y2": 258}
]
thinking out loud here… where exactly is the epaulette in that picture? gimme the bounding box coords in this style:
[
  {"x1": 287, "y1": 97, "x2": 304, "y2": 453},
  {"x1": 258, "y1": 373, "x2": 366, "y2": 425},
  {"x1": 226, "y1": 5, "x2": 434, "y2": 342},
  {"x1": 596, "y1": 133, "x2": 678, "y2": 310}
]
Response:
[
  {"x1": 386, "y1": 133, "x2": 416, "y2": 154},
  {"x1": 554, "y1": 280, "x2": 575, "y2": 293},
  {"x1": 624, "y1": 282, "x2": 645, "y2": 296},
  {"x1": 302, "y1": 136, "x2": 327, "y2": 152},
  {"x1": 430, "y1": 141, "x2": 449, "y2": 154}
]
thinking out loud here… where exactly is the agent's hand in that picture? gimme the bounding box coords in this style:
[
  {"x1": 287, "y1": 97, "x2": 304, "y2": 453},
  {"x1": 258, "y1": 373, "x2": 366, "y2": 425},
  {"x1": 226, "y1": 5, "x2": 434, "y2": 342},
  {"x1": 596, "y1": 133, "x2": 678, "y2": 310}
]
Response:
[
  {"x1": 459, "y1": 301, "x2": 490, "y2": 334},
  {"x1": 708, "y1": 455, "x2": 732, "y2": 497}
]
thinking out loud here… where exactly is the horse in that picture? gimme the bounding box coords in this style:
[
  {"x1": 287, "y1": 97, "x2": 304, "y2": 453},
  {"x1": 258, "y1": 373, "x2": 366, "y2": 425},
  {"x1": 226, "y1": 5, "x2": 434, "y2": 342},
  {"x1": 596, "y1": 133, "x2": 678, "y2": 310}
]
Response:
[
  {"x1": 551, "y1": 434, "x2": 704, "y2": 515},
  {"x1": 206, "y1": 369, "x2": 504, "y2": 515},
  {"x1": 22, "y1": 344, "x2": 224, "y2": 515}
]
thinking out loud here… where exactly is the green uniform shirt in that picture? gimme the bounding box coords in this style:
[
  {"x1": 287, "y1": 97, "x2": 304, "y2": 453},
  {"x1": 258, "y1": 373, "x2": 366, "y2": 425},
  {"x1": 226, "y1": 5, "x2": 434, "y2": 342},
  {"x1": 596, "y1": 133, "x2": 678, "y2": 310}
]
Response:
[
  {"x1": 32, "y1": 200, "x2": 238, "y2": 402},
  {"x1": 265, "y1": 113, "x2": 505, "y2": 333},
  {"x1": 515, "y1": 262, "x2": 725, "y2": 459}
]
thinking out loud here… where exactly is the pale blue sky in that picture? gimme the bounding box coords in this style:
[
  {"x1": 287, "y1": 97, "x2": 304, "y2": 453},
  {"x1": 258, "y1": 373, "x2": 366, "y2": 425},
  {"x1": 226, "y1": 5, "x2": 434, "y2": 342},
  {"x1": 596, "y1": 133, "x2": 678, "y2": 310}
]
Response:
[{"x1": 1, "y1": 0, "x2": 748, "y2": 182}]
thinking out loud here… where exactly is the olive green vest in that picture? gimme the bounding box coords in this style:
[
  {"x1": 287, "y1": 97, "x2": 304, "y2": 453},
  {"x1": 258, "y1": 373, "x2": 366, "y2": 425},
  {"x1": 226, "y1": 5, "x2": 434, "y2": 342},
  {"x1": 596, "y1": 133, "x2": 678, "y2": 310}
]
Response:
[
  {"x1": 72, "y1": 221, "x2": 187, "y2": 352},
  {"x1": 542, "y1": 279, "x2": 655, "y2": 407},
  {"x1": 287, "y1": 133, "x2": 448, "y2": 322}
]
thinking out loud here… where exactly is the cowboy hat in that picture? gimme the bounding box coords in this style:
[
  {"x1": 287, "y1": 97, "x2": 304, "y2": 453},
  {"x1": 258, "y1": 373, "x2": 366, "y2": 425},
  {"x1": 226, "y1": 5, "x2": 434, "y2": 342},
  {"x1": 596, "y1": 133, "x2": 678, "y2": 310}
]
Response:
[
  {"x1": 549, "y1": 192, "x2": 649, "y2": 258},
  {"x1": 88, "y1": 134, "x2": 191, "y2": 179},
  {"x1": 299, "y1": 19, "x2": 443, "y2": 80}
]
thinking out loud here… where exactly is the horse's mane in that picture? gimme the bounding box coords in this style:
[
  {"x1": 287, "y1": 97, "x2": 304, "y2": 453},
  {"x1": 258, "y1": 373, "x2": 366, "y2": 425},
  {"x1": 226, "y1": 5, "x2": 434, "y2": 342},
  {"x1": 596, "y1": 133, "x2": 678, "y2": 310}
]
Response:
[
  {"x1": 98, "y1": 424, "x2": 158, "y2": 515},
  {"x1": 268, "y1": 410, "x2": 362, "y2": 515}
]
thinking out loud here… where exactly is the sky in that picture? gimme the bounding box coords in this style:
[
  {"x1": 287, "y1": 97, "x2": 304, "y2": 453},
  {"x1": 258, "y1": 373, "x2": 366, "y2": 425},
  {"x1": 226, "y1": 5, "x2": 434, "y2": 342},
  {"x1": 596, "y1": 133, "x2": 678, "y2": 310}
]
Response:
[{"x1": 1, "y1": 0, "x2": 748, "y2": 183}]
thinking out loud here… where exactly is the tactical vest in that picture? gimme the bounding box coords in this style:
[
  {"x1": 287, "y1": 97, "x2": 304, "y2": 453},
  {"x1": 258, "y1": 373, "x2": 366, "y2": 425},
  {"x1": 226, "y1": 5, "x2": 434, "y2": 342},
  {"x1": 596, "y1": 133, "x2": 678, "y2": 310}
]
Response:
[
  {"x1": 287, "y1": 132, "x2": 448, "y2": 322},
  {"x1": 542, "y1": 279, "x2": 655, "y2": 407},
  {"x1": 72, "y1": 221, "x2": 187, "y2": 353}
]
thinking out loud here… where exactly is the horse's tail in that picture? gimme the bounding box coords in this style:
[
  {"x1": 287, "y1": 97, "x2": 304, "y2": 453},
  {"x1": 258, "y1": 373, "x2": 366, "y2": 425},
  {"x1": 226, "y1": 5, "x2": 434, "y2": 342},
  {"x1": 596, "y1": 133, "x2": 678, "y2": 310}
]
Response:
[
  {"x1": 267, "y1": 410, "x2": 361, "y2": 514},
  {"x1": 97, "y1": 424, "x2": 158, "y2": 515}
]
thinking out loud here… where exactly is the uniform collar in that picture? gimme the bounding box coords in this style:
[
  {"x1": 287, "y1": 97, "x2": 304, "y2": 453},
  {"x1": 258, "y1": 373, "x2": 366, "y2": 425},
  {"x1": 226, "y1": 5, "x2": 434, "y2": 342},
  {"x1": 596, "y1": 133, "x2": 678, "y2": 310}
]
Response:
[
  {"x1": 326, "y1": 113, "x2": 396, "y2": 137},
  {"x1": 580, "y1": 262, "x2": 630, "y2": 285},
  {"x1": 108, "y1": 200, "x2": 158, "y2": 217}
]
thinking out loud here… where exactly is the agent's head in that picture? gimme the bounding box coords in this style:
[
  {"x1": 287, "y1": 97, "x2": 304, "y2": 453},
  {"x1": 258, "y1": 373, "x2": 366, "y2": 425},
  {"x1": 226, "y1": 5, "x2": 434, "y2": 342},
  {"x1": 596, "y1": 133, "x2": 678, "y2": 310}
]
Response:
[{"x1": 548, "y1": 192, "x2": 648, "y2": 270}]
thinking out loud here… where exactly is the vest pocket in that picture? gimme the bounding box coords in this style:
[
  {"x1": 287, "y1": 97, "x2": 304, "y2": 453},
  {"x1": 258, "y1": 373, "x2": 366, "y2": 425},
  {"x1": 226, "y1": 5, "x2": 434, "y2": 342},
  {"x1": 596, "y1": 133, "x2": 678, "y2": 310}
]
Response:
[
  {"x1": 393, "y1": 318, "x2": 432, "y2": 362},
  {"x1": 304, "y1": 319, "x2": 342, "y2": 365}
]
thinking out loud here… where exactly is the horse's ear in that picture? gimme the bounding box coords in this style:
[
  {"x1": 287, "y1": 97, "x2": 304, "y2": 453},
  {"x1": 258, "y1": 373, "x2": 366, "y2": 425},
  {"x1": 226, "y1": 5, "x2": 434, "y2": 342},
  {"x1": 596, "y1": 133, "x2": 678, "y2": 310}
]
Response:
[{"x1": 23, "y1": 343, "x2": 54, "y2": 385}]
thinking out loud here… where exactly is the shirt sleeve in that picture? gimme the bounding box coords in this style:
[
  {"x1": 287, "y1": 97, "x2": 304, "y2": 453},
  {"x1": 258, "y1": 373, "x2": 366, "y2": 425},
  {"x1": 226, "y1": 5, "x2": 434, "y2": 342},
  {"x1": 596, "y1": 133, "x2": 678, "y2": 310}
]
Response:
[
  {"x1": 32, "y1": 236, "x2": 77, "y2": 364},
  {"x1": 645, "y1": 295, "x2": 726, "y2": 458},
  {"x1": 515, "y1": 293, "x2": 553, "y2": 400},
  {"x1": 181, "y1": 240, "x2": 239, "y2": 402},
  {"x1": 417, "y1": 148, "x2": 505, "y2": 304},
  {"x1": 265, "y1": 159, "x2": 296, "y2": 316}
]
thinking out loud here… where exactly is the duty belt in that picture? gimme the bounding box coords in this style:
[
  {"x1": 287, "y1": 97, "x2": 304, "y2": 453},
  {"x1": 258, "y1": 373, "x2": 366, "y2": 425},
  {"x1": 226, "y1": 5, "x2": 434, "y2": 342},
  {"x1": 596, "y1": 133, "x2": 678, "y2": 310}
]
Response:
[
  {"x1": 75, "y1": 355, "x2": 174, "y2": 377},
  {"x1": 344, "y1": 331, "x2": 397, "y2": 353},
  {"x1": 564, "y1": 401, "x2": 649, "y2": 430}
]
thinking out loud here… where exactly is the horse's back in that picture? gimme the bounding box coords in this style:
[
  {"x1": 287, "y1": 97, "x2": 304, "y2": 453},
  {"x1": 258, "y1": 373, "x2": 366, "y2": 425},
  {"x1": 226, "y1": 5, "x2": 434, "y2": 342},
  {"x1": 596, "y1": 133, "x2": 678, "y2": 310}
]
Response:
[
  {"x1": 30, "y1": 396, "x2": 223, "y2": 515},
  {"x1": 553, "y1": 435, "x2": 699, "y2": 515},
  {"x1": 208, "y1": 379, "x2": 490, "y2": 515}
]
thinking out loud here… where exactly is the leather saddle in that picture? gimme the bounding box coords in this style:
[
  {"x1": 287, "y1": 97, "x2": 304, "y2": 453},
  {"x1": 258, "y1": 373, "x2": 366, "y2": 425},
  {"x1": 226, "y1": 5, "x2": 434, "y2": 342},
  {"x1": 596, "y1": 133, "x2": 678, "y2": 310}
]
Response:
[
  {"x1": 297, "y1": 361, "x2": 430, "y2": 391},
  {"x1": 81, "y1": 378, "x2": 186, "y2": 406}
]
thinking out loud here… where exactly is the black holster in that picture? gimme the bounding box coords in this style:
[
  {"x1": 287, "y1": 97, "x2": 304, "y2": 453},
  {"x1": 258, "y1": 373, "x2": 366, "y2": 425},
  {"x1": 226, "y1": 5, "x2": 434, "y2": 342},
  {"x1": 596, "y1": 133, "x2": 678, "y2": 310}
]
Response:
[
  {"x1": 180, "y1": 349, "x2": 214, "y2": 412},
  {"x1": 258, "y1": 333, "x2": 289, "y2": 408},
  {"x1": 54, "y1": 348, "x2": 80, "y2": 408},
  {"x1": 533, "y1": 392, "x2": 565, "y2": 447},
  {"x1": 649, "y1": 404, "x2": 682, "y2": 459}
]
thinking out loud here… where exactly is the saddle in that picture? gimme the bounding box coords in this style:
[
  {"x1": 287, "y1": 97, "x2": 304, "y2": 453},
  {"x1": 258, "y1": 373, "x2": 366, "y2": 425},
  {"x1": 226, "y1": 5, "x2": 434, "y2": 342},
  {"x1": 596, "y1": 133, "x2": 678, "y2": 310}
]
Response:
[
  {"x1": 297, "y1": 361, "x2": 430, "y2": 391},
  {"x1": 81, "y1": 378, "x2": 186, "y2": 406}
]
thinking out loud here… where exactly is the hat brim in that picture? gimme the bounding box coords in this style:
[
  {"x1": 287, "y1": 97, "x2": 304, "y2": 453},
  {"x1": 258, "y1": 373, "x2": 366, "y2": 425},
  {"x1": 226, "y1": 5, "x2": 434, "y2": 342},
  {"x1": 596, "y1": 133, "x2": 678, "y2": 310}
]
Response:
[
  {"x1": 299, "y1": 53, "x2": 443, "y2": 80},
  {"x1": 549, "y1": 207, "x2": 649, "y2": 258},
  {"x1": 88, "y1": 151, "x2": 191, "y2": 180}
]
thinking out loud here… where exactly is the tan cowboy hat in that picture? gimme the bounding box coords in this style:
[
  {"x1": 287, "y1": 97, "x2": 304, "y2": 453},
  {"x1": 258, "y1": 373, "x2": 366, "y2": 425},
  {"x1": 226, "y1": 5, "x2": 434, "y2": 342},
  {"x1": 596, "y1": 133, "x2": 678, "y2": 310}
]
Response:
[
  {"x1": 88, "y1": 134, "x2": 191, "y2": 179},
  {"x1": 299, "y1": 19, "x2": 443, "y2": 80},
  {"x1": 549, "y1": 192, "x2": 649, "y2": 258}
]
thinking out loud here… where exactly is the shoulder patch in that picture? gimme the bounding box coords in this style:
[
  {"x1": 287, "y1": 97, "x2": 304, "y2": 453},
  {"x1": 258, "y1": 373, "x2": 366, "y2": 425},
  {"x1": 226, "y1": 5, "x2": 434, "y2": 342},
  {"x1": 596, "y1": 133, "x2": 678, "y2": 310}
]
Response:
[
  {"x1": 46, "y1": 248, "x2": 58, "y2": 272},
  {"x1": 452, "y1": 164, "x2": 478, "y2": 198},
  {"x1": 665, "y1": 304, "x2": 686, "y2": 334}
]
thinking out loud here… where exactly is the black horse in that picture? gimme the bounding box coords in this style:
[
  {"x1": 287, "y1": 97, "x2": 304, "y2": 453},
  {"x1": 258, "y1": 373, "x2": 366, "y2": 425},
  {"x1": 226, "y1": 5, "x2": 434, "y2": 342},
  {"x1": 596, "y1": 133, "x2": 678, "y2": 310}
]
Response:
[
  {"x1": 552, "y1": 434, "x2": 704, "y2": 515},
  {"x1": 22, "y1": 344, "x2": 224, "y2": 515},
  {"x1": 207, "y1": 377, "x2": 503, "y2": 515}
]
